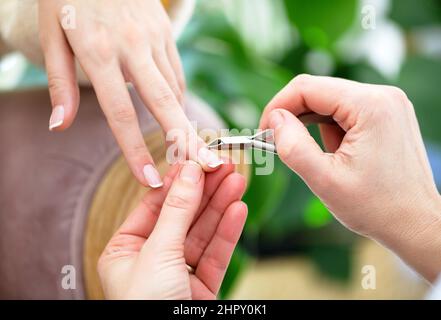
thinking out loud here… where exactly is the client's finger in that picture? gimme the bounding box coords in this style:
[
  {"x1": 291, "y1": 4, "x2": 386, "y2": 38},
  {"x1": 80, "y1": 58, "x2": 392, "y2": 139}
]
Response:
[
  {"x1": 85, "y1": 65, "x2": 161, "y2": 188},
  {"x1": 41, "y1": 14, "x2": 79, "y2": 131},
  {"x1": 126, "y1": 54, "x2": 223, "y2": 171}
]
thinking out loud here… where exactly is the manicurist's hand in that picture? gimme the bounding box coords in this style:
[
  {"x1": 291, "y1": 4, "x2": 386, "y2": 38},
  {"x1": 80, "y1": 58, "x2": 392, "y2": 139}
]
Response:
[
  {"x1": 260, "y1": 74, "x2": 441, "y2": 281},
  {"x1": 39, "y1": 0, "x2": 223, "y2": 189},
  {"x1": 98, "y1": 161, "x2": 247, "y2": 299}
]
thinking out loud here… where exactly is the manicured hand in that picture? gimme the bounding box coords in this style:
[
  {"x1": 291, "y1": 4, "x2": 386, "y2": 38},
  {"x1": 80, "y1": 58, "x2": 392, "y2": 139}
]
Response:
[
  {"x1": 98, "y1": 161, "x2": 247, "y2": 299},
  {"x1": 260, "y1": 74, "x2": 441, "y2": 281},
  {"x1": 39, "y1": 0, "x2": 223, "y2": 188}
]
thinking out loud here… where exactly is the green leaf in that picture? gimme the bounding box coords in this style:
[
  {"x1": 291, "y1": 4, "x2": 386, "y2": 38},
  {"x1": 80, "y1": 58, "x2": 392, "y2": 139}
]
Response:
[
  {"x1": 243, "y1": 159, "x2": 291, "y2": 233},
  {"x1": 256, "y1": 171, "x2": 313, "y2": 240},
  {"x1": 390, "y1": 0, "x2": 441, "y2": 29},
  {"x1": 397, "y1": 56, "x2": 441, "y2": 142},
  {"x1": 253, "y1": 125, "x2": 327, "y2": 241},
  {"x1": 283, "y1": 0, "x2": 357, "y2": 49},
  {"x1": 309, "y1": 245, "x2": 353, "y2": 281},
  {"x1": 304, "y1": 196, "x2": 332, "y2": 228},
  {"x1": 180, "y1": 11, "x2": 292, "y2": 128}
]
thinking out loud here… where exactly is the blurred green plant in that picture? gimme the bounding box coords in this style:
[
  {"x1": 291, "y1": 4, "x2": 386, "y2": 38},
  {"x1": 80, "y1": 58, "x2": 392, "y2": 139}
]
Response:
[
  {"x1": 284, "y1": 0, "x2": 357, "y2": 49},
  {"x1": 179, "y1": 0, "x2": 441, "y2": 297},
  {"x1": 304, "y1": 197, "x2": 332, "y2": 229}
]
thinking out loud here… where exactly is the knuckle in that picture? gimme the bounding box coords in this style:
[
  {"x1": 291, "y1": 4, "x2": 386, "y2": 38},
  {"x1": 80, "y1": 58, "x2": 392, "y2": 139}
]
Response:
[
  {"x1": 370, "y1": 89, "x2": 389, "y2": 107},
  {"x1": 203, "y1": 252, "x2": 228, "y2": 271},
  {"x1": 276, "y1": 135, "x2": 299, "y2": 161},
  {"x1": 47, "y1": 72, "x2": 69, "y2": 93},
  {"x1": 290, "y1": 73, "x2": 311, "y2": 88},
  {"x1": 131, "y1": 58, "x2": 153, "y2": 76},
  {"x1": 78, "y1": 32, "x2": 115, "y2": 63},
  {"x1": 364, "y1": 85, "x2": 413, "y2": 123},
  {"x1": 165, "y1": 194, "x2": 192, "y2": 210},
  {"x1": 126, "y1": 142, "x2": 148, "y2": 158},
  {"x1": 385, "y1": 86, "x2": 413, "y2": 108},
  {"x1": 371, "y1": 88, "x2": 390, "y2": 108},
  {"x1": 186, "y1": 234, "x2": 208, "y2": 254},
  {"x1": 122, "y1": 22, "x2": 146, "y2": 48},
  {"x1": 110, "y1": 105, "x2": 137, "y2": 125},
  {"x1": 362, "y1": 88, "x2": 393, "y2": 122},
  {"x1": 153, "y1": 86, "x2": 176, "y2": 107},
  {"x1": 94, "y1": 41, "x2": 115, "y2": 63},
  {"x1": 386, "y1": 86, "x2": 407, "y2": 100},
  {"x1": 147, "y1": 26, "x2": 164, "y2": 42}
]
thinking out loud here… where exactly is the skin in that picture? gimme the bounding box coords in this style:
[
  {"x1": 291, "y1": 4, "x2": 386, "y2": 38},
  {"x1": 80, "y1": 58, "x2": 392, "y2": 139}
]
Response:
[
  {"x1": 98, "y1": 160, "x2": 247, "y2": 299},
  {"x1": 260, "y1": 74, "x2": 441, "y2": 282},
  {"x1": 99, "y1": 74, "x2": 441, "y2": 299},
  {"x1": 38, "y1": 0, "x2": 222, "y2": 188}
]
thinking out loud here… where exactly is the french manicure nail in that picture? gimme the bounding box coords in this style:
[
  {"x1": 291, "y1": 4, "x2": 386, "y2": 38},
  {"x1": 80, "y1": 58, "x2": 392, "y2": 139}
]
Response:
[
  {"x1": 49, "y1": 105, "x2": 65, "y2": 131},
  {"x1": 180, "y1": 161, "x2": 202, "y2": 184},
  {"x1": 269, "y1": 110, "x2": 284, "y2": 129},
  {"x1": 198, "y1": 148, "x2": 224, "y2": 169},
  {"x1": 143, "y1": 164, "x2": 163, "y2": 188}
]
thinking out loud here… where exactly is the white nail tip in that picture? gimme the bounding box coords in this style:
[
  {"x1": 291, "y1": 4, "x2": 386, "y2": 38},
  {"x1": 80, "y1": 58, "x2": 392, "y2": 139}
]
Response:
[
  {"x1": 49, "y1": 120, "x2": 63, "y2": 131},
  {"x1": 143, "y1": 164, "x2": 163, "y2": 188},
  {"x1": 149, "y1": 182, "x2": 164, "y2": 189},
  {"x1": 49, "y1": 105, "x2": 65, "y2": 131},
  {"x1": 207, "y1": 160, "x2": 224, "y2": 168}
]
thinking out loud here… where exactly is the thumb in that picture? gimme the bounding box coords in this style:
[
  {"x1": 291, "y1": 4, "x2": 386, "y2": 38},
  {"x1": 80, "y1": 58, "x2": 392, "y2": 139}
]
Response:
[
  {"x1": 43, "y1": 30, "x2": 79, "y2": 131},
  {"x1": 269, "y1": 109, "x2": 333, "y2": 189},
  {"x1": 149, "y1": 161, "x2": 204, "y2": 245}
]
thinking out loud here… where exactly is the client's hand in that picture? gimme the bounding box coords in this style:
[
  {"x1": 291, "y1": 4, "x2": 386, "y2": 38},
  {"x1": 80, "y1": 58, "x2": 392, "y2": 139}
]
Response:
[
  {"x1": 98, "y1": 161, "x2": 247, "y2": 299},
  {"x1": 39, "y1": 0, "x2": 223, "y2": 189}
]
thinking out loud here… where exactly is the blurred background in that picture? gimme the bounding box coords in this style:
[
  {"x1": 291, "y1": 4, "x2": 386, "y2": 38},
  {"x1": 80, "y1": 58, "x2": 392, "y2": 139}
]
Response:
[{"x1": 1, "y1": 0, "x2": 441, "y2": 299}]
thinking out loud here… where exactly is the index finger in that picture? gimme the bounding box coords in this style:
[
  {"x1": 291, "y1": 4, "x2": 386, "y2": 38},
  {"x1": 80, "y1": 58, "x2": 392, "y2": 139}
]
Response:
[
  {"x1": 87, "y1": 64, "x2": 163, "y2": 188},
  {"x1": 127, "y1": 56, "x2": 223, "y2": 171},
  {"x1": 259, "y1": 74, "x2": 367, "y2": 131}
]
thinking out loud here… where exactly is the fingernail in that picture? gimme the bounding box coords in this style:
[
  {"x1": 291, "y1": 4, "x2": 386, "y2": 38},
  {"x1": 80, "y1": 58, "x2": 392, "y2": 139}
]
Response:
[
  {"x1": 198, "y1": 148, "x2": 224, "y2": 169},
  {"x1": 180, "y1": 161, "x2": 202, "y2": 184},
  {"x1": 143, "y1": 164, "x2": 163, "y2": 188},
  {"x1": 49, "y1": 105, "x2": 65, "y2": 131},
  {"x1": 269, "y1": 110, "x2": 284, "y2": 129}
]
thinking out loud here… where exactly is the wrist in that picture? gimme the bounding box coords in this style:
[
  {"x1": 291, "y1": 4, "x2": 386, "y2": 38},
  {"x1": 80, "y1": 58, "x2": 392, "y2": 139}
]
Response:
[{"x1": 371, "y1": 194, "x2": 441, "y2": 282}]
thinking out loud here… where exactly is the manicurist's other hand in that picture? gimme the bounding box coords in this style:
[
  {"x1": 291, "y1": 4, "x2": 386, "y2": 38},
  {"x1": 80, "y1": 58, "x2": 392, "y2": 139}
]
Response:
[
  {"x1": 260, "y1": 74, "x2": 441, "y2": 281},
  {"x1": 98, "y1": 161, "x2": 247, "y2": 299},
  {"x1": 39, "y1": 0, "x2": 223, "y2": 189}
]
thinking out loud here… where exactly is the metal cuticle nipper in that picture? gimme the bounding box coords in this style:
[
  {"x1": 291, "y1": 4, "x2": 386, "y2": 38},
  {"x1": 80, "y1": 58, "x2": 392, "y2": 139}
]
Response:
[{"x1": 207, "y1": 112, "x2": 335, "y2": 155}]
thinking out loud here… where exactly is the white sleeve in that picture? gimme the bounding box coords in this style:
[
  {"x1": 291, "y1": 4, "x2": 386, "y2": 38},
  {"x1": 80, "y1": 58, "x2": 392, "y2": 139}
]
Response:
[
  {"x1": 0, "y1": 0, "x2": 195, "y2": 83},
  {"x1": 0, "y1": 0, "x2": 40, "y2": 63}
]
